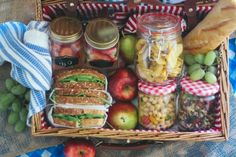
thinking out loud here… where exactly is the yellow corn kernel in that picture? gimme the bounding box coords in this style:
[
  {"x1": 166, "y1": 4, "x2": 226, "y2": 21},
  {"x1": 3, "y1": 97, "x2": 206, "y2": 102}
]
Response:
[{"x1": 149, "y1": 115, "x2": 158, "y2": 124}]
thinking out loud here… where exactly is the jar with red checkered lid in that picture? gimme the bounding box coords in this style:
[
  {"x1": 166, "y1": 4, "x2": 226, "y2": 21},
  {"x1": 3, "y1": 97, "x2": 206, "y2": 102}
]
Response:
[
  {"x1": 138, "y1": 80, "x2": 177, "y2": 130},
  {"x1": 178, "y1": 77, "x2": 220, "y2": 131}
]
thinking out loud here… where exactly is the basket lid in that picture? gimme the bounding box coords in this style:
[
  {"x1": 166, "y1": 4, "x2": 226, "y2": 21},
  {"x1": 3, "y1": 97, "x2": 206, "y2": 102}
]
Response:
[
  {"x1": 138, "y1": 80, "x2": 177, "y2": 95},
  {"x1": 180, "y1": 77, "x2": 219, "y2": 97}
]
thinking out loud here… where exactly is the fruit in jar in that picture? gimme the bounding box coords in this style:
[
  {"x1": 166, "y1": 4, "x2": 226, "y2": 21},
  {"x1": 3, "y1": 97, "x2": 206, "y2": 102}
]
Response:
[
  {"x1": 108, "y1": 68, "x2": 138, "y2": 101},
  {"x1": 60, "y1": 47, "x2": 74, "y2": 56},
  {"x1": 120, "y1": 35, "x2": 137, "y2": 64},
  {"x1": 204, "y1": 51, "x2": 216, "y2": 66},
  {"x1": 107, "y1": 102, "x2": 138, "y2": 130},
  {"x1": 190, "y1": 68, "x2": 205, "y2": 81},
  {"x1": 204, "y1": 72, "x2": 217, "y2": 84},
  {"x1": 64, "y1": 139, "x2": 96, "y2": 157},
  {"x1": 184, "y1": 54, "x2": 196, "y2": 65},
  {"x1": 194, "y1": 54, "x2": 205, "y2": 64}
]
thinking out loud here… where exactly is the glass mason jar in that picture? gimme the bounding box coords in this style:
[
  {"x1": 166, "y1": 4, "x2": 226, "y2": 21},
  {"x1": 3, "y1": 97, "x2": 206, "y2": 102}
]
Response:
[
  {"x1": 178, "y1": 77, "x2": 220, "y2": 131},
  {"x1": 84, "y1": 18, "x2": 119, "y2": 68},
  {"x1": 49, "y1": 17, "x2": 84, "y2": 71},
  {"x1": 138, "y1": 81, "x2": 177, "y2": 130},
  {"x1": 135, "y1": 13, "x2": 183, "y2": 85}
]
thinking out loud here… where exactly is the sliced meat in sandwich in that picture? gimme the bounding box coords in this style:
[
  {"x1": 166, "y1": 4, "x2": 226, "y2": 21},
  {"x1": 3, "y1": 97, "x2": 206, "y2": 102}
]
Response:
[
  {"x1": 50, "y1": 88, "x2": 112, "y2": 106},
  {"x1": 50, "y1": 106, "x2": 107, "y2": 128},
  {"x1": 54, "y1": 69, "x2": 107, "y2": 90}
]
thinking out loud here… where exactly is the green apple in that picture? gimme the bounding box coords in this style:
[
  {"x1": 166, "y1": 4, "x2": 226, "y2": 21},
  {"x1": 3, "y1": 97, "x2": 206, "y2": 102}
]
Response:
[
  {"x1": 119, "y1": 35, "x2": 137, "y2": 64},
  {"x1": 107, "y1": 102, "x2": 138, "y2": 130}
]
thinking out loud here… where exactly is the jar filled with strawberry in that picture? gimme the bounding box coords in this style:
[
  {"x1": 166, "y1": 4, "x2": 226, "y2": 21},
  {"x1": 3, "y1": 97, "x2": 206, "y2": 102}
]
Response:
[
  {"x1": 178, "y1": 77, "x2": 220, "y2": 131},
  {"x1": 49, "y1": 17, "x2": 84, "y2": 71},
  {"x1": 135, "y1": 13, "x2": 183, "y2": 85},
  {"x1": 138, "y1": 81, "x2": 177, "y2": 130},
  {"x1": 84, "y1": 18, "x2": 119, "y2": 69}
]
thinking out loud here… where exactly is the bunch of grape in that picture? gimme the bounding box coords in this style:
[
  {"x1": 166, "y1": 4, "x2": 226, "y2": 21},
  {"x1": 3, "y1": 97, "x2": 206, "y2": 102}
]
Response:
[
  {"x1": 184, "y1": 51, "x2": 218, "y2": 84},
  {"x1": 0, "y1": 78, "x2": 30, "y2": 133}
]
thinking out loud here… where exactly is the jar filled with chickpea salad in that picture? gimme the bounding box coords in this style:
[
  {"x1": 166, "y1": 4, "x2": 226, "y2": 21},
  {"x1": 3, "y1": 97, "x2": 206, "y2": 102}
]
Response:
[{"x1": 138, "y1": 81, "x2": 177, "y2": 130}]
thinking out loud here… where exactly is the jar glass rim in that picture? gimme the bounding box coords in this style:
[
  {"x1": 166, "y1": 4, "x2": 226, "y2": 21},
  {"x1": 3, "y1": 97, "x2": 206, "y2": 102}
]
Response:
[{"x1": 137, "y1": 13, "x2": 181, "y2": 36}]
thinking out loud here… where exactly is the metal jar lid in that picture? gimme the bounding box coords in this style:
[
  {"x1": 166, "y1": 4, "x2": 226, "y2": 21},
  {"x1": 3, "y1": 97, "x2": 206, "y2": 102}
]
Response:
[
  {"x1": 84, "y1": 18, "x2": 119, "y2": 50},
  {"x1": 49, "y1": 16, "x2": 83, "y2": 43}
]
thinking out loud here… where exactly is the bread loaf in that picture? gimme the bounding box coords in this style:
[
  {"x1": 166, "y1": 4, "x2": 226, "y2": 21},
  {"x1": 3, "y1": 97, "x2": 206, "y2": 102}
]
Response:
[{"x1": 183, "y1": 0, "x2": 236, "y2": 54}]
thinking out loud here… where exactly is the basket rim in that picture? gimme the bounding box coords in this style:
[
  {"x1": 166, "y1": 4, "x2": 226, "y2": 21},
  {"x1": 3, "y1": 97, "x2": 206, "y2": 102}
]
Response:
[{"x1": 32, "y1": 0, "x2": 229, "y2": 142}]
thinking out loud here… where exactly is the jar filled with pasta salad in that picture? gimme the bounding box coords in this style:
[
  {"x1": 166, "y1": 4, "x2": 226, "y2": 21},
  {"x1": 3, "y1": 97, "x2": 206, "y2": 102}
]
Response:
[{"x1": 135, "y1": 13, "x2": 183, "y2": 85}]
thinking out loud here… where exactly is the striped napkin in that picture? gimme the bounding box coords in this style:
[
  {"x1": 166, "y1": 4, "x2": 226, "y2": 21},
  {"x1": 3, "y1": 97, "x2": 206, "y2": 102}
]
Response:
[{"x1": 0, "y1": 21, "x2": 52, "y2": 126}]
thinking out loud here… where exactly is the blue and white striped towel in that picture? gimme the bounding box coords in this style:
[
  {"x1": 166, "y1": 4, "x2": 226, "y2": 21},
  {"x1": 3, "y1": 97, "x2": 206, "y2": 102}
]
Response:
[{"x1": 0, "y1": 21, "x2": 52, "y2": 126}]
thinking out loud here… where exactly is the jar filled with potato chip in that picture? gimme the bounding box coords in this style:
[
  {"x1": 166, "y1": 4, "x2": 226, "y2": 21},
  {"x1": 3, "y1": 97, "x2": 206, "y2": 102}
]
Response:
[
  {"x1": 135, "y1": 13, "x2": 183, "y2": 84},
  {"x1": 178, "y1": 77, "x2": 219, "y2": 131},
  {"x1": 49, "y1": 17, "x2": 84, "y2": 71},
  {"x1": 84, "y1": 18, "x2": 119, "y2": 68},
  {"x1": 138, "y1": 80, "x2": 177, "y2": 130}
]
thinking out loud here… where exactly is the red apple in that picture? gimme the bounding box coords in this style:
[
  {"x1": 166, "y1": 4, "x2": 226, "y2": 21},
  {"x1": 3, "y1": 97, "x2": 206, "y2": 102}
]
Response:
[
  {"x1": 64, "y1": 139, "x2": 95, "y2": 157},
  {"x1": 108, "y1": 102, "x2": 138, "y2": 130},
  {"x1": 108, "y1": 68, "x2": 138, "y2": 101}
]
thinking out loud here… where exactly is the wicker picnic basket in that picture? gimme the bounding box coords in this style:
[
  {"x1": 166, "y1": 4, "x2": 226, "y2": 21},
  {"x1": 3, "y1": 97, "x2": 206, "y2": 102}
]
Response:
[{"x1": 32, "y1": 0, "x2": 230, "y2": 142}]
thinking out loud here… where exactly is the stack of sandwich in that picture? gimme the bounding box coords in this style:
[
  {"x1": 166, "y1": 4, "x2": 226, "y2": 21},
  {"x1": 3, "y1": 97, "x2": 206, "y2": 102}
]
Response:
[{"x1": 48, "y1": 69, "x2": 112, "y2": 128}]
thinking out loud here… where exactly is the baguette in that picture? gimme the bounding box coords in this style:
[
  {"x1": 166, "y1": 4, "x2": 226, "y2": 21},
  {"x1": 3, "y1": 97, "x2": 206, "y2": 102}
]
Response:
[{"x1": 183, "y1": 0, "x2": 236, "y2": 54}]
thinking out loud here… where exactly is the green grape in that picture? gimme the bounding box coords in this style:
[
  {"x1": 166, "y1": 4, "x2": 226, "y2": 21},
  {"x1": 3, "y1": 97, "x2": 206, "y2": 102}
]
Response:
[
  {"x1": 190, "y1": 69, "x2": 205, "y2": 81},
  {"x1": 5, "y1": 78, "x2": 17, "y2": 91},
  {"x1": 204, "y1": 72, "x2": 217, "y2": 84},
  {"x1": 24, "y1": 91, "x2": 30, "y2": 102},
  {"x1": 0, "y1": 93, "x2": 15, "y2": 112},
  {"x1": 194, "y1": 54, "x2": 205, "y2": 64},
  {"x1": 11, "y1": 84, "x2": 26, "y2": 95},
  {"x1": 14, "y1": 120, "x2": 26, "y2": 133},
  {"x1": 20, "y1": 108, "x2": 28, "y2": 122},
  {"x1": 8, "y1": 111, "x2": 19, "y2": 125},
  {"x1": 188, "y1": 64, "x2": 201, "y2": 75},
  {"x1": 12, "y1": 99, "x2": 22, "y2": 112},
  {"x1": 204, "y1": 51, "x2": 216, "y2": 66},
  {"x1": 184, "y1": 54, "x2": 196, "y2": 65},
  {"x1": 207, "y1": 66, "x2": 217, "y2": 75}
]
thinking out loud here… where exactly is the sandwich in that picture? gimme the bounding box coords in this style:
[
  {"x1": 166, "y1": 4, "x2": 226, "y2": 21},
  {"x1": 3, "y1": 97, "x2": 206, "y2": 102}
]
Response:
[
  {"x1": 50, "y1": 88, "x2": 112, "y2": 106},
  {"x1": 50, "y1": 106, "x2": 107, "y2": 128},
  {"x1": 54, "y1": 69, "x2": 107, "y2": 90}
]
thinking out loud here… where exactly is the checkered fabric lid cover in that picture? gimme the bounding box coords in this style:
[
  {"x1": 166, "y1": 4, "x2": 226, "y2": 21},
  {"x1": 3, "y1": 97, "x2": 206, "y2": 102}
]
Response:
[
  {"x1": 138, "y1": 80, "x2": 177, "y2": 95},
  {"x1": 181, "y1": 77, "x2": 220, "y2": 97}
]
